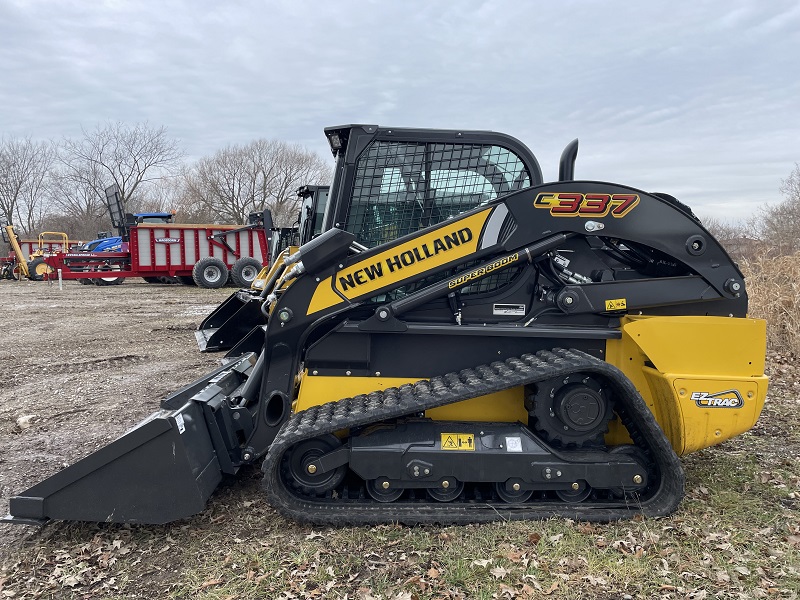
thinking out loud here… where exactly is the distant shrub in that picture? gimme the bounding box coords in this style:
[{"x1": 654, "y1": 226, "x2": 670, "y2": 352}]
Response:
[{"x1": 741, "y1": 253, "x2": 800, "y2": 356}]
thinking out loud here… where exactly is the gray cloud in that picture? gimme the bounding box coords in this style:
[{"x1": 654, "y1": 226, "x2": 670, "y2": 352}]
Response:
[{"x1": 1, "y1": 0, "x2": 798, "y2": 220}]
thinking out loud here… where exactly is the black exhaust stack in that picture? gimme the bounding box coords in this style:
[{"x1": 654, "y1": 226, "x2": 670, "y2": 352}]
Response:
[{"x1": 558, "y1": 139, "x2": 579, "y2": 181}]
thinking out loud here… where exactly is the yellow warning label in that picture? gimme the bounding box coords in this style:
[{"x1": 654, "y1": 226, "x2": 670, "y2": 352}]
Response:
[
  {"x1": 604, "y1": 298, "x2": 627, "y2": 311},
  {"x1": 440, "y1": 433, "x2": 475, "y2": 451}
]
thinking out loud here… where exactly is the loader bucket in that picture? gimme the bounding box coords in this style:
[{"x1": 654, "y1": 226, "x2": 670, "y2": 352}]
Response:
[
  {"x1": 4, "y1": 402, "x2": 222, "y2": 525},
  {"x1": 196, "y1": 291, "x2": 265, "y2": 352}
]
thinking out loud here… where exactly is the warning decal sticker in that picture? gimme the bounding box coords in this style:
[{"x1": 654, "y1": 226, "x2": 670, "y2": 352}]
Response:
[
  {"x1": 604, "y1": 298, "x2": 627, "y2": 311},
  {"x1": 440, "y1": 433, "x2": 475, "y2": 451}
]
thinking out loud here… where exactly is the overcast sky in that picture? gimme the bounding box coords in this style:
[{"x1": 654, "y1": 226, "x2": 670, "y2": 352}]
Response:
[{"x1": 1, "y1": 0, "x2": 798, "y2": 221}]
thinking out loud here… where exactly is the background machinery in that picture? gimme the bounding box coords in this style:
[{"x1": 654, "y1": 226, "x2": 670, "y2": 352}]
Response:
[
  {"x1": 1, "y1": 222, "x2": 78, "y2": 281},
  {"x1": 43, "y1": 185, "x2": 272, "y2": 288},
  {"x1": 1, "y1": 221, "x2": 31, "y2": 280},
  {"x1": 3, "y1": 124, "x2": 768, "y2": 526}
]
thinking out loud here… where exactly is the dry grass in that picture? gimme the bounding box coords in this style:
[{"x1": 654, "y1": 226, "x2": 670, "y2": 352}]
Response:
[{"x1": 741, "y1": 252, "x2": 800, "y2": 356}]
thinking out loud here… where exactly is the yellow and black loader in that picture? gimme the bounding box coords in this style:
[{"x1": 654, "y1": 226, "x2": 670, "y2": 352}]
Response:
[{"x1": 4, "y1": 124, "x2": 767, "y2": 526}]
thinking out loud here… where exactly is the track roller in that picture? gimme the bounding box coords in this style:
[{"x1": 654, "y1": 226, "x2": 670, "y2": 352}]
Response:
[
  {"x1": 494, "y1": 480, "x2": 534, "y2": 504},
  {"x1": 366, "y1": 478, "x2": 403, "y2": 503}
]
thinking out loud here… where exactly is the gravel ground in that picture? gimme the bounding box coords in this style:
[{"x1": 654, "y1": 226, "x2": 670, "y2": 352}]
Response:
[{"x1": 0, "y1": 279, "x2": 231, "y2": 554}]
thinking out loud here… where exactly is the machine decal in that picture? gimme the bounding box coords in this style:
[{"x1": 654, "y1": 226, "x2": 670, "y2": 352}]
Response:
[
  {"x1": 174, "y1": 413, "x2": 186, "y2": 434},
  {"x1": 479, "y1": 204, "x2": 510, "y2": 249},
  {"x1": 307, "y1": 208, "x2": 493, "y2": 315},
  {"x1": 155, "y1": 237, "x2": 180, "y2": 244},
  {"x1": 441, "y1": 433, "x2": 475, "y2": 451},
  {"x1": 448, "y1": 253, "x2": 520, "y2": 289},
  {"x1": 691, "y1": 390, "x2": 744, "y2": 408},
  {"x1": 493, "y1": 303, "x2": 526, "y2": 316},
  {"x1": 505, "y1": 436, "x2": 523, "y2": 452},
  {"x1": 341, "y1": 227, "x2": 473, "y2": 292},
  {"x1": 605, "y1": 298, "x2": 627, "y2": 311},
  {"x1": 534, "y1": 193, "x2": 639, "y2": 218}
]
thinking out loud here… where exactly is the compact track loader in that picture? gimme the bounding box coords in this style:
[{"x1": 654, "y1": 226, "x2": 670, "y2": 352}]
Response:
[{"x1": 4, "y1": 125, "x2": 768, "y2": 526}]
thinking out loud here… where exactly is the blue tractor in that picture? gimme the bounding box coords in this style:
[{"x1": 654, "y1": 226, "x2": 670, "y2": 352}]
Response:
[{"x1": 79, "y1": 213, "x2": 175, "y2": 285}]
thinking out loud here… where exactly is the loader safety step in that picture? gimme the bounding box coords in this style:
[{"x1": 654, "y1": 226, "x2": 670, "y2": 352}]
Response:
[{"x1": 261, "y1": 348, "x2": 685, "y2": 525}]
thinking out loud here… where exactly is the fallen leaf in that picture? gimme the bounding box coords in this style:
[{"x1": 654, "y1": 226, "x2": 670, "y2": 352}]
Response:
[
  {"x1": 200, "y1": 578, "x2": 224, "y2": 589},
  {"x1": 472, "y1": 559, "x2": 492, "y2": 568},
  {"x1": 490, "y1": 566, "x2": 509, "y2": 579},
  {"x1": 498, "y1": 583, "x2": 518, "y2": 597},
  {"x1": 527, "y1": 533, "x2": 541, "y2": 545},
  {"x1": 582, "y1": 575, "x2": 607, "y2": 586},
  {"x1": 426, "y1": 567, "x2": 439, "y2": 579},
  {"x1": 542, "y1": 581, "x2": 559, "y2": 595}
]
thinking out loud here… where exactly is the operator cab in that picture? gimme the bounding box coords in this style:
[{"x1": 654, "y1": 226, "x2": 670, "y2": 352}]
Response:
[{"x1": 322, "y1": 125, "x2": 542, "y2": 249}]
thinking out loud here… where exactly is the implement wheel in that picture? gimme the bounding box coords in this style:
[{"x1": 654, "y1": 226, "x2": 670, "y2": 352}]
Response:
[
  {"x1": 94, "y1": 265, "x2": 125, "y2": 286},
  {"x1": 230, "y1": 257, "x2": 262, "y2": 288},
  {"x1": 192, "y1": 257, "x2": 229, "y2": 289},
  {"x1": 27, "y1": 257, "x2": 52, "y2": 281}
]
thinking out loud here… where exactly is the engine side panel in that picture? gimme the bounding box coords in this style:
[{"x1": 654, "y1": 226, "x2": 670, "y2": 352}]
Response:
[{"x1": 605, "y1": 316, "x2": 768, "y2": 455}]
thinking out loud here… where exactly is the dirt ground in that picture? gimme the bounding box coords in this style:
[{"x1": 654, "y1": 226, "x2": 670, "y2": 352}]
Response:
[{"x1": 0, "y1": 279, "x2": 230, "y2": 552}]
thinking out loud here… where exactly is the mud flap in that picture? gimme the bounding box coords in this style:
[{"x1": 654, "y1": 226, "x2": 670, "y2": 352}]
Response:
[
  {"x1": 195, "y1": 290, "x2": 265, "y2": 352},
  {"x1": 4, "y1": 402, "x2": 222, "y2": 525}
]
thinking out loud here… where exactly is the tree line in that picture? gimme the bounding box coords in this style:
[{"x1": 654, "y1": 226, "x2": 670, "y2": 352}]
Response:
[
  {"x1": 701, "y1": 162, "x2": 800, "y2": 260},
  {"x1": 2, "y1": 121, "x2": 797, "y2": 258},
  {"x1": 0, "y1": 122, "x2": 332, "y2": 240}
]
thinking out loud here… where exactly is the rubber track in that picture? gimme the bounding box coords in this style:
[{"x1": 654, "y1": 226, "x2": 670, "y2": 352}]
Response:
[{"x1": 261, "y1": 348, "x2": 685, "y2": 524}]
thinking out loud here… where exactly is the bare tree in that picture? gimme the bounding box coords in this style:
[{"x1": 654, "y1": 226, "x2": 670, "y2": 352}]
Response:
[
  {"x1": 751, "y1": 163, "x2": 800, "y2": 255},
  {"x1": 182, "y1": 139, "x2": 331, "y2": 226},
  {"x1": 700, "y1": 214, "x2": 762, "y2": 261},
  {"x1": 56, "y1": 122, "x2": 184, "y2": 234},
  {"x1": 0, "y1": 137, "x2": 56, "y2": 234},
  {"x1": 48, "y1": 157, "x2": 111, "y2": 239}
]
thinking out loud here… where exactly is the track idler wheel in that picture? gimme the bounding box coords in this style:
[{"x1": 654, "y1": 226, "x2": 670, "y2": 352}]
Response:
[
  {"x1": 366, "y1": 478, "x2": 403, "y2": 503},
  {"x1": 427, "y1": 477, "x2": 464, "y2": 502},
  {"x1": 608, "y1": 445, "x2": 651, "y2": 499},
  {"x1": 282, "y1": 434, "x2": 346, "y2": 496}
]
